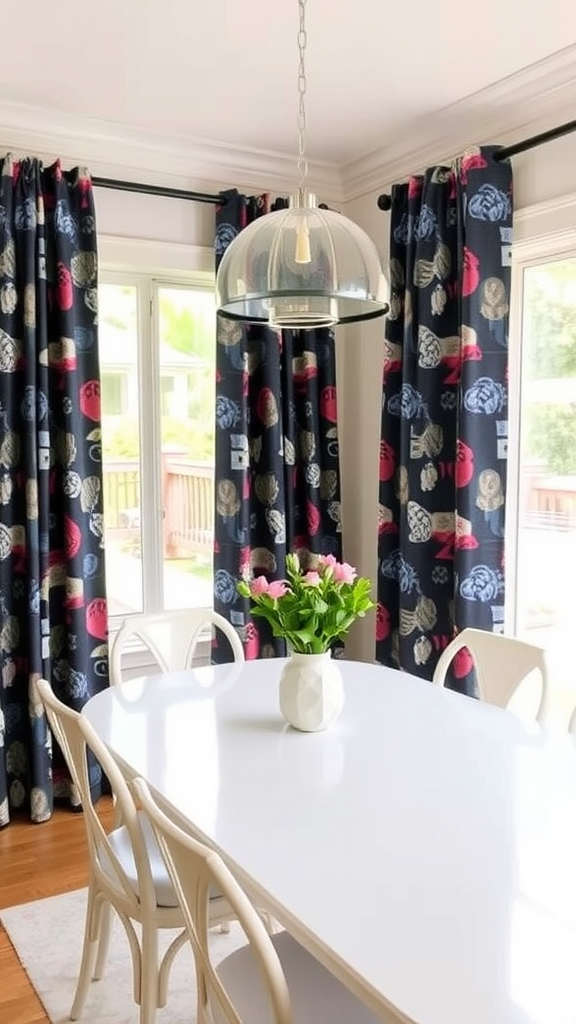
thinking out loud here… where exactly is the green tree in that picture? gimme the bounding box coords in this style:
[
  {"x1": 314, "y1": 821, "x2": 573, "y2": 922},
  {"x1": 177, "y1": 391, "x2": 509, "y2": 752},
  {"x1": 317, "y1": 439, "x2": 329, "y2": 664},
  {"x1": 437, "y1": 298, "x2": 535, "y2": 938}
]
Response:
[
  {"x1": 101, "y1": 285, "x2": 216, "y2": 462},
  {"x1": 525, "y1": 406, "x2": 576, "y2": 474},
  {"x1": 522, "y1": 259, "x2": 576, "y2": 473},
  {"x1": 159, "y1": 289, "x2": 215, "y2": 364}
]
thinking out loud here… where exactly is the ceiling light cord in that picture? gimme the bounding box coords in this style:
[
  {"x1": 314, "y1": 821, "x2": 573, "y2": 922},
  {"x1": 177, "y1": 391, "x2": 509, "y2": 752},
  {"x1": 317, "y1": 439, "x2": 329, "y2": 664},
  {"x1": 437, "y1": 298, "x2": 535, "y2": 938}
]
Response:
[
  {"x1": 215, "y1": 0, "x2": 388, "y2": 329},
  {"x1": 297, "y1": 0, "x2": 309, "y2": 196}
]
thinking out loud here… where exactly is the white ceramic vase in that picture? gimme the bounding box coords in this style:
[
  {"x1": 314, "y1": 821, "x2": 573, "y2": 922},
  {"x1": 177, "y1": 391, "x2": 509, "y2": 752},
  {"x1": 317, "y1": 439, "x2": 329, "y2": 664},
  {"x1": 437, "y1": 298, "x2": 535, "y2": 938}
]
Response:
[{"x1": 279, "y1": 651, "x2": 345, "y2": 732}]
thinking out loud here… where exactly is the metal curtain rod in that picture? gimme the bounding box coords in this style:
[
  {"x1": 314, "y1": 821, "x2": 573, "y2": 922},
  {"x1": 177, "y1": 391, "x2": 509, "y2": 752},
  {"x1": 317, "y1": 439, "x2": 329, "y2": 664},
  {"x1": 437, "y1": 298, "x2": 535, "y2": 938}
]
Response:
[
  {"x1": 376, "y1": 117, "x2": 576, "y2": 210},
  {"x1": 90, "y1": 176, "x2": 331, "y2": 208},
  {"x1": 91, "y1": 175, "x2": 227, "y2": 205}
]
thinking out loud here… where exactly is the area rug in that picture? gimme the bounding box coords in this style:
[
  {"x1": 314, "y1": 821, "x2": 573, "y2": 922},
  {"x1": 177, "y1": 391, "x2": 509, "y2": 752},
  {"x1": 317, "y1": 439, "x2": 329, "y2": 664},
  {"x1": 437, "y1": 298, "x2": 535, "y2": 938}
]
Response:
[{"x1": 0, "y1": 887, "x2": 246, "y2": 1024}]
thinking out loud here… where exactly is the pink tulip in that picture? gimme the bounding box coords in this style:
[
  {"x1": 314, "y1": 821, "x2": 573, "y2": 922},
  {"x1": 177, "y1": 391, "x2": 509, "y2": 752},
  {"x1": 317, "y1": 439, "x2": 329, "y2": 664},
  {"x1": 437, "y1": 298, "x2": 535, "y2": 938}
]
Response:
[
  {"x1": 303, "y1": 571, "x2": 321, "y2": 586},
  {"x1": 249, "y1": 576, "x2": 289, "y2": 599},
  {"x1": 250, "y1": 575, "x2": 270, "y2": 596},
  {"x1": 333, "y1": 561, "x2": 357, "y2": 584},
  {"x1": 318, "y1": 554, "x2": 337, "y2": 569}
]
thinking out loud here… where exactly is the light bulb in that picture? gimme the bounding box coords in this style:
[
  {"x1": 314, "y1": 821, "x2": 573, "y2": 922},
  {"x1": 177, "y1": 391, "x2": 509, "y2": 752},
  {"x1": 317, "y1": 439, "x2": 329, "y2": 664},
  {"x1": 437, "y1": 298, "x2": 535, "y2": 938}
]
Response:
[{"x1": 294, "y1": 219, "x2": 311, "y2": 264}]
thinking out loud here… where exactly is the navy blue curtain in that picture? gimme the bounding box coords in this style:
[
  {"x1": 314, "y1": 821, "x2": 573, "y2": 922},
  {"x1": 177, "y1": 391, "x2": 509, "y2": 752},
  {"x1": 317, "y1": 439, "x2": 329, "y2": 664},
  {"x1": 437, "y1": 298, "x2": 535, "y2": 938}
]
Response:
[
  {"x1": 0, "y1": 155, "x2": 108, "y2": 825},
  {"x1": 213, "y1": 190, "x2": 343, "y2": 660},
  {"x1": 376, "y1": 147, "x2": 513, "y2": 694}
]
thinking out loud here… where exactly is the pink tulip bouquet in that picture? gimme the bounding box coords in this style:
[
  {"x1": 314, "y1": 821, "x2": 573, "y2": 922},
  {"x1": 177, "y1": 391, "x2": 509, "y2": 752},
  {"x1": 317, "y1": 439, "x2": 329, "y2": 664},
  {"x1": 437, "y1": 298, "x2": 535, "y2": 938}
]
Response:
[{"x1": 237, "y1": 552, "x2": 374, "y2": 654}]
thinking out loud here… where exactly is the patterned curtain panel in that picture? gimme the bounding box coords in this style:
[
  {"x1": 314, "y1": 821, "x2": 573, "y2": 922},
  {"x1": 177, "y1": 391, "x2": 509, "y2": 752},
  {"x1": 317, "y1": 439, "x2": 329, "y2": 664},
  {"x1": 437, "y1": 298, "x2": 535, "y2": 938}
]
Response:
[
  {"x1": 213, "y1": 189, "x2": 342, "y2": 660},
  {"x1": 0, "y1": 155, "x2": 108, "y2": 826},
  {"x1": 376, "y1": 147, "x2": 513, "y2": 694}
]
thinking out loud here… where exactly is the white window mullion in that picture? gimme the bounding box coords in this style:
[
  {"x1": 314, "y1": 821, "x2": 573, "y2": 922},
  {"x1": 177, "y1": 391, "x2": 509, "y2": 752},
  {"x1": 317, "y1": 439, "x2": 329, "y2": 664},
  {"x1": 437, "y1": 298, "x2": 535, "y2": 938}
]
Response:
[
  {"x1": 139, "y1": 278, "x2": 164, "y2": 612},
  {"x1": 504, "y1": 258, "x2": 525, "y2": 635}
]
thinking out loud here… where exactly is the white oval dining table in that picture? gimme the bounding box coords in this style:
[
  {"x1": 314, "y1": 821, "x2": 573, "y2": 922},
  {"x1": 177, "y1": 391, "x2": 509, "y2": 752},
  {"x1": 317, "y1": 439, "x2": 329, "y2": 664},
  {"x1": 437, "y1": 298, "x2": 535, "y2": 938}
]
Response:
[{"x1": 83, "y1": 657, "x2": 576, "y2": 1024}]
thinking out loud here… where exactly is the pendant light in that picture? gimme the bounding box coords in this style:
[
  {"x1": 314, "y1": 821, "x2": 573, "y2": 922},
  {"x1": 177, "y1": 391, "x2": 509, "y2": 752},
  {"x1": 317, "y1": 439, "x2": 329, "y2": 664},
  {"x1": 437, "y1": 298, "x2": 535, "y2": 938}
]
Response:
[{"x1": 215, "y1": 0, "x2": 389, "y2": 330}]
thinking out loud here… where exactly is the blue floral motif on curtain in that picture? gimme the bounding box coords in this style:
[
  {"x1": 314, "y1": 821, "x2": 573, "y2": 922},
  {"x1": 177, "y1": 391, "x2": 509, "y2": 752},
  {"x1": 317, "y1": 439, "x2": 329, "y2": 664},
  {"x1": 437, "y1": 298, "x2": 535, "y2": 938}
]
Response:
[
  {"x1": 213, "y1": 190, "x2": 343, "y2": 660},
  {"x1": 0, "y1": 155, "x2": 108, "y2": 826},
  {"x1": 375, "y1": 147, "x2": 513, "y2": 694}
]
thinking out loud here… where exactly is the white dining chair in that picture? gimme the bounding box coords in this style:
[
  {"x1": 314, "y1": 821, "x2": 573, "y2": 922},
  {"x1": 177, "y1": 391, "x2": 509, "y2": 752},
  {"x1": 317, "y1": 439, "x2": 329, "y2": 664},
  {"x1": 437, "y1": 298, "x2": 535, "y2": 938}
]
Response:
[
  {"x1": 34, "y1": 678, "x2": 233, "y2": 1024},
  {"x1": 132, "y1": 776, "x2": 389, "y2": 1024},
  {"x1": 109, "y1": 608, "x2": 244, "y2": 684},
  {"x1": 432, "y1": 627, "x2": 550, "y2": 722}
]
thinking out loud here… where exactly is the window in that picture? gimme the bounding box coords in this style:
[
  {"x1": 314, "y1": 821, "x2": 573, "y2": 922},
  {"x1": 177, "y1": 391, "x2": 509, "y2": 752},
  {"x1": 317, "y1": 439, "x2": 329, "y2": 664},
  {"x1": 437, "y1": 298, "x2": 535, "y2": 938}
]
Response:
[
  {"x1": 508, "y1": 241, "x2": 576, "y2": 718},
  {"x1": 160, "y1": 375, "x2": 176, "y2": 417},
  {"x1": 99, "y1": 274, "x2": 216, "y2": 622},
  {"x1": 101, "y1": 372, "x2": 125, "y2": 416}
]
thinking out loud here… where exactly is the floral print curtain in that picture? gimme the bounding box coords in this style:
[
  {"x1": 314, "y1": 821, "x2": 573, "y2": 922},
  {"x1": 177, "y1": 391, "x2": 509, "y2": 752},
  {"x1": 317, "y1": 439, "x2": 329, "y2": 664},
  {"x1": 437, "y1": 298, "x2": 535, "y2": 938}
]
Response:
[
  {"x1": 376, "y1": 146, "x2": 513, "y2": 694},
  {"x1": 0, "y1": 155, "x2": 108, "y2": 826},
  {"x1": 213, "y1": 189, "x2": 342, "y2": 660}
]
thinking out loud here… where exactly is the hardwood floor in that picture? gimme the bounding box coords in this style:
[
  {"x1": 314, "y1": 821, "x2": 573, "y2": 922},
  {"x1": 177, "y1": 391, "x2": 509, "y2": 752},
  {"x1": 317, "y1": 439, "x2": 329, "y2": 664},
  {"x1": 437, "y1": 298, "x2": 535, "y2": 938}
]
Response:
[{"x1": 0, "y1": 798, "x2": 115, "y2": 1024}]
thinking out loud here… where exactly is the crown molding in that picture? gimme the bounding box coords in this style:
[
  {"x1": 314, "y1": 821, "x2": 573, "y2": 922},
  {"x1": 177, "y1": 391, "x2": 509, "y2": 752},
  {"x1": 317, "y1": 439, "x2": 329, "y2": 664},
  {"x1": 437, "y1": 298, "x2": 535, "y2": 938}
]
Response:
[
  {"x1": 2, "y1": 43, "x2": 576, "y2": 212},
  {"x1": 341, "y1": 44, "x2": 576, "y2": 202},
  {"x1": 0, "y1": 100, "x2": 344, "y2": 203}
]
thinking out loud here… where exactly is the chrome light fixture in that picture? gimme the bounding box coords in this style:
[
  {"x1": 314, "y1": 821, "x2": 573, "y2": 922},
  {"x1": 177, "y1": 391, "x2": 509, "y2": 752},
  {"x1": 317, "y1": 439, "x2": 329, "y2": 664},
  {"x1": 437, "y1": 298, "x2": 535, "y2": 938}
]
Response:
[{"x1": 216, "y1": 0, "x2": 388, "y2": 330}]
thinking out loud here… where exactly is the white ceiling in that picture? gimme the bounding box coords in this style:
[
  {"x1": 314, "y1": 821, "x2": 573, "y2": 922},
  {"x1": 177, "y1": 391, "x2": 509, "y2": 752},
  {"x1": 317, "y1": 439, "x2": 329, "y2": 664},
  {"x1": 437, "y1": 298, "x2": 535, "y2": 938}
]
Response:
[{"x1": 2, "y1": 0, "x2": 576, "y2": 171}]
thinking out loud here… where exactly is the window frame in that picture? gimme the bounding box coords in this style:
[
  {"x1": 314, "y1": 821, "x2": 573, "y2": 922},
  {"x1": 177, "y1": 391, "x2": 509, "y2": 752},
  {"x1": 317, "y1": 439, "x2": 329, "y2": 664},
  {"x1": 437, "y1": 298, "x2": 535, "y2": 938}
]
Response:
[
  {"x1": 98, "y1": 237, "x2": 216, "y2": 639},
  {"x1": 506, "y1": 230, "x2": 576, "y2": 634}
]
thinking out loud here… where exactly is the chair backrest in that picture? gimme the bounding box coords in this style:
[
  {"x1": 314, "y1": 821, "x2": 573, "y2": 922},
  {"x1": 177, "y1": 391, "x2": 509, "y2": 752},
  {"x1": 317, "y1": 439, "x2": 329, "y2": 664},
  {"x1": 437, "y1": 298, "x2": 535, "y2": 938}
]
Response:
[
  {"x1": 109, "y1": 608, "x2": 244, "y2": 684},
  {"x1": 34, "y1": 679, "x2": 156, "y2": 914},
  {"x1": 132, "y1": 776, "x2": 293, "y2": 1024},
  {"x1": 432, "y1": 628, "x2": 549, "y2": 722}
]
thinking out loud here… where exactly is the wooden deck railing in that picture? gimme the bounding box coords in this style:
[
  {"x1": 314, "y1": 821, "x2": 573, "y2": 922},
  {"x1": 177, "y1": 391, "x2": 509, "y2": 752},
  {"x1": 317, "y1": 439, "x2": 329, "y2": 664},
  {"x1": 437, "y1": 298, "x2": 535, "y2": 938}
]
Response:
[
  {"x1": 103, "y1": 459, "x2": 576, "y2": 559},
  {"x1": 162, "y1": 456, "x2": 214, "y2": 558},
  {"x1": 103, "y1": 460, "x2": 141, "y2": 530},
  {"x1": 523, "y1": 469, "x2": 576, "y2": 529},
  {"x1": 103, "y1": 456, "x2": 214, "y2": 558}
]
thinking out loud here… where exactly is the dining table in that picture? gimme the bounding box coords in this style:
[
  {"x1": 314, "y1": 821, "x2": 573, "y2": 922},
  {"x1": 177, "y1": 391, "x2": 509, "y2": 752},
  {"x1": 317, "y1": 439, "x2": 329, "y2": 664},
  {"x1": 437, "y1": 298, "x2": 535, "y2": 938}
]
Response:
[{"x1": 82, "y1": 657, "x2": 576, "y2": 1024}]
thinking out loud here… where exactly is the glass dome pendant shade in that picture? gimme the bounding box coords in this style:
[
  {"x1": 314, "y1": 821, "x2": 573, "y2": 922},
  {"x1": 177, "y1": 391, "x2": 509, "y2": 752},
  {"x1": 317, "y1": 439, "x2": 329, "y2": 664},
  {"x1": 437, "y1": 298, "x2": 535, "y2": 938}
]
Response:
[
  {"x1": 216, "y1": 190, "x2": 388, "y2": 329},
  {"x1": 215, "y1": 0, "x2": 388, "y2": 331}
]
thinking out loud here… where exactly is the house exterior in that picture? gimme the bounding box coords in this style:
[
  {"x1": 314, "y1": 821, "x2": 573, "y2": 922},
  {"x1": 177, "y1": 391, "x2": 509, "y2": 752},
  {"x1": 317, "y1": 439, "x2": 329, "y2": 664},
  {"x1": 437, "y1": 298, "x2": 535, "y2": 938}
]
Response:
[{"x1": 100, "y1": 321, "x2": 206, "y2": 421}]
